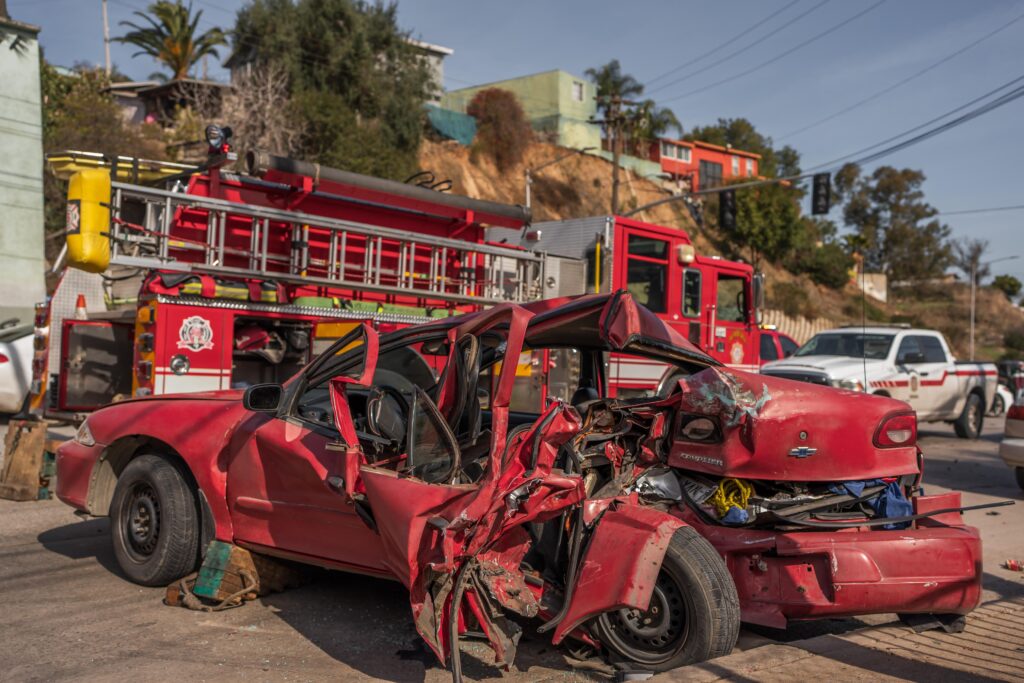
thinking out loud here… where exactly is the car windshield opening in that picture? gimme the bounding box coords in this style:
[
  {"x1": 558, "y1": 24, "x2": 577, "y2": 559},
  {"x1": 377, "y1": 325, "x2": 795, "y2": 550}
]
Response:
[{"x1": 794, "y1": 333, "x2": 894, "y2": 360}]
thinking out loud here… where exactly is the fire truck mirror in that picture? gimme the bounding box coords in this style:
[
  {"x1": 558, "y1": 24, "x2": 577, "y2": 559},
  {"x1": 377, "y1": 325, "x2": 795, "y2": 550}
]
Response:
[
  {"x1": 243, "y1": 383, "x2": 284, "y2": 413},
  {"x1": 753, "y1": 272, "x2": 766, "y2": 313}
]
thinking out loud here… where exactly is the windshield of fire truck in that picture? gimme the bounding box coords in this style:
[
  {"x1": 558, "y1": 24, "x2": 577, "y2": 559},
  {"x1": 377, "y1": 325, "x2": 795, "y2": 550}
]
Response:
[{"x1": 794, "y1": 332, "x2": 894, "y2": 360}]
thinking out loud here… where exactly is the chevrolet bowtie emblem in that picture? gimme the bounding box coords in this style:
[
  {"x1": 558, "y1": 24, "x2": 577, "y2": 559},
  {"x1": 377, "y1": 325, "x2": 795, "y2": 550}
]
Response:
[{"x1": 789, "y1": 446, "x2": 817, "y2": 458}]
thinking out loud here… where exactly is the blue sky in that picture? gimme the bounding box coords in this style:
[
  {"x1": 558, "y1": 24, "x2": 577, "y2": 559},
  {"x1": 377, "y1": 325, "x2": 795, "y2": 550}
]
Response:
[{"x1": 10, "y1": 0, "x2": 1024, "y2": 283}]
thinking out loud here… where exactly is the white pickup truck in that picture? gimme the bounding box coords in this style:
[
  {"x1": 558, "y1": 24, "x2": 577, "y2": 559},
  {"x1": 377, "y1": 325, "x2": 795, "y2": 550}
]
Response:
[{"x1": 761, "y1": 326, "x2": 997, "y2": 439}]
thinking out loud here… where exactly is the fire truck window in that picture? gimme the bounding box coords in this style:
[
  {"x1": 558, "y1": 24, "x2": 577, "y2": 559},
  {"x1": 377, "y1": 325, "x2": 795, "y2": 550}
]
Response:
[
  {"x1": 716, "y1": 275, "x2": 746, "y2": 323},
  {"x1": 627, "y1": 236, "x2": 669, "y2": 313},
  {"x1": 682, "y1": 269, "x2": 701, "y2": 318},
  {"x1": 760, "y1": 334, "x2": 779, "y2": 361},
  {"x1": 628, "y1": 236, "x2": 668, "y2": 259}
]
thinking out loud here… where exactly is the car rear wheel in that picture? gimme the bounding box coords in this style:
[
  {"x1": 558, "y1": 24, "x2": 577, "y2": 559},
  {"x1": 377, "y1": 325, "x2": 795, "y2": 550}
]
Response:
[
  {"x1": 591, "y1": 526, "x2": 739, "y2": 671},
  {"x1": 110, "y1": 454, "x2": 200, "y2": 586},
  {"x1": 954, "y1": 393, "x2": 984, "y2": 439},
  {"x1": 991, "y1": 393, "x2": 1006, "y2": 416}
]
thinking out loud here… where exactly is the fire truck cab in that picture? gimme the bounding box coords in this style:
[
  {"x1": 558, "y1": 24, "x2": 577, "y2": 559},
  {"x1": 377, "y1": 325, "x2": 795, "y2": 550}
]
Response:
[{"x1": 491, "y1": 215, "x2": 763, "y2": 396}]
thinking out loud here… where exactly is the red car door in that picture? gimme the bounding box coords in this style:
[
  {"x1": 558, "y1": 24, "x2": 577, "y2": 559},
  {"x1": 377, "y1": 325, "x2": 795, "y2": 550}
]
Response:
[{"x1": 225, "y1": 324, "x2": 391, "y2": 573}]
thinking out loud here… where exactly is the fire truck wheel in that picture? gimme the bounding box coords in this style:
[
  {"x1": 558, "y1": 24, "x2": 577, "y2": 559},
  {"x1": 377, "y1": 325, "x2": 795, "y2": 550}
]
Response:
[
  {"x1": 954, "y1": 393, "x2": 984, "y2": 439},
  {"x1": 110, "y1": 454, "x2": 200, "y2": 587},
  {"x1": 592, "y1": 526, "x2": 740, "y2": 671}
]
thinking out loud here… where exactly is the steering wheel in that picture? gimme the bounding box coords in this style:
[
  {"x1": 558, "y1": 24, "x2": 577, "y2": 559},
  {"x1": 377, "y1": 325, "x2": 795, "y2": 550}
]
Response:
[{"x1": 365, "y1": 385, "x2": 409, "y2": 451}]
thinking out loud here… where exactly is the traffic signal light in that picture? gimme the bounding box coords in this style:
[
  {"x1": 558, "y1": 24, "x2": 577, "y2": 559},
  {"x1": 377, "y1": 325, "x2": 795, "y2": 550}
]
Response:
[
  {"x1": 719, "y1": 189, "x2": 736, "y2": 231},
  {"x1": 812, "y1": 173, "x2": 831, "y2": 215}
]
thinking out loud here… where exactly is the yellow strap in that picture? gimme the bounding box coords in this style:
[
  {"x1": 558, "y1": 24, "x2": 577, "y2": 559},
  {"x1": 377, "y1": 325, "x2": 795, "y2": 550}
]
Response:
[{"x1": 709, "y1": 478, "x2": 753, "y2": 517}]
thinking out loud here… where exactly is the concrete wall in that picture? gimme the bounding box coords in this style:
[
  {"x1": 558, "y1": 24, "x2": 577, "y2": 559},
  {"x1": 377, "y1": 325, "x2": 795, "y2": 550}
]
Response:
[
  {"x1": 441, "y1": 70, "x2": 602, "y2": 150},
  {"x1": 0, "y1": 17, "x2": 46, "y2": 323},
  {"x1": 761, "y1": 309, "x2": 836, "y2": 345}
]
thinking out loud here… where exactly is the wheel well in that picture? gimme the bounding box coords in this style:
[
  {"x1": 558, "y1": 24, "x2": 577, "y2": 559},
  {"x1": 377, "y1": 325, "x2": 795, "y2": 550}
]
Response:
[{"x1": 87, "y1": 436, "x2": 197, "y2": 516}]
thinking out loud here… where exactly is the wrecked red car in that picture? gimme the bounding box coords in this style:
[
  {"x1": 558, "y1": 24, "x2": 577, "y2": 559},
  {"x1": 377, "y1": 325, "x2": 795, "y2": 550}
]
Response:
[{"x1": 56, "y1": 292, "x2": 984, "y2": 673}]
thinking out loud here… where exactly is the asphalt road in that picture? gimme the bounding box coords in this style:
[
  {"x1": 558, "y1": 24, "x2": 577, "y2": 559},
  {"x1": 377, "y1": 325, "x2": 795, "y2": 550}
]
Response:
[{"x1": 0, "y1": 418, "x2": 1021, "y2": 682}]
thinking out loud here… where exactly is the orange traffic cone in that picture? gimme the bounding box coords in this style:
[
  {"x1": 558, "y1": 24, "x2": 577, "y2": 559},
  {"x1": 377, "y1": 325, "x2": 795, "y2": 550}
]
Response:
[{"x1": 74, "y1": 294, "x2": 87, "y2": 320}]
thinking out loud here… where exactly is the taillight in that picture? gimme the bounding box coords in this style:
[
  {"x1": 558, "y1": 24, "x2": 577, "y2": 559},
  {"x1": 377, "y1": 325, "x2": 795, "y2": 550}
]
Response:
[
  {"x1": 874, "y1": 411, "x2": 917, "y2": 448},
  {"x1": 0, "y1": 353, "x2": 8, "y2": 364},
  {"x1": 1007, "y1": 403, "x2": 1024, "y2": 421}
]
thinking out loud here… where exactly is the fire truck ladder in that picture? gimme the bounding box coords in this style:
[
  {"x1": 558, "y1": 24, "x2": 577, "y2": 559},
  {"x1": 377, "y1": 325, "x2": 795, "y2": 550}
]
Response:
[{"x1": 105, "y1": 182, "x2": 546, "y2": 307}]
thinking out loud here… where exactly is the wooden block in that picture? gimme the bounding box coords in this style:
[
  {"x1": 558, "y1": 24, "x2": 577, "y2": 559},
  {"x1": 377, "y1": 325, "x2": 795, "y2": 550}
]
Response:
[{"x1": 0, "y1": 420, "x2": 47, "y2": 502}]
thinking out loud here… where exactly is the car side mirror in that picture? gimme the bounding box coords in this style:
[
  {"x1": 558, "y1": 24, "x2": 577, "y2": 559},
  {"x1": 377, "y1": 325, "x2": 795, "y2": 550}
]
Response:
[{"x1": 243, "y1": 383, "x2": 283, "y2": 412}]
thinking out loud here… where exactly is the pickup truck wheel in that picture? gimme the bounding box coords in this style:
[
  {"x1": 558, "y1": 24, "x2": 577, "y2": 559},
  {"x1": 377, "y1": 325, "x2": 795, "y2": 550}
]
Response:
[
  {"x1": 110, "y1": 454, "x2": 200, "y2": 586},
  {"x1": 954, "y1": 393, "x2": 984, "y2": 439},
  {"x1": 591, "y1": 527, "x2": 739, "y2": 671}
]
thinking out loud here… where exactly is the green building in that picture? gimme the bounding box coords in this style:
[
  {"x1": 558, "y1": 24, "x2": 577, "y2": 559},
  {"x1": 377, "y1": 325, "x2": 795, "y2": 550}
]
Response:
[
  {"x1": 441, "y1": 69, "x2": 602, "y2": 150},
  {"x1": 0, "y1": 7, "x2": 45, "y2": 323}
]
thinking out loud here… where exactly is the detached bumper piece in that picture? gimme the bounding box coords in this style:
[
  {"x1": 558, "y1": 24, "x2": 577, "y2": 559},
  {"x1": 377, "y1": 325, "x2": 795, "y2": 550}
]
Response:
[{"x1": 682, "y1": 493, "x2": 983, "y2": 629}]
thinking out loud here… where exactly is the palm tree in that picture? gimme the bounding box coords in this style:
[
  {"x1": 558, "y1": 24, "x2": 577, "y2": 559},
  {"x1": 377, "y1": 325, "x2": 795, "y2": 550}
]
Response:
[
  {"x1": 585, "y1": 59, "x2": 644, "y2": 117},
  {"x1": 117, "y1": 1, "x2": 226, "y2": 81}
]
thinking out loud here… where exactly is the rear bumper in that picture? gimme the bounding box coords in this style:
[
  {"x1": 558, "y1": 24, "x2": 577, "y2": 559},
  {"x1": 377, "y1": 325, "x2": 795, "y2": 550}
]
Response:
[
  {"x1": 679, "y1": 495, "x2": 982, "y2": 629},
  {"x1": 55, "y1": 440, "x2": 103, "y2": 513},
  {"x1": 999, "y1": 436, "x2": 1024, "y2": 469}
]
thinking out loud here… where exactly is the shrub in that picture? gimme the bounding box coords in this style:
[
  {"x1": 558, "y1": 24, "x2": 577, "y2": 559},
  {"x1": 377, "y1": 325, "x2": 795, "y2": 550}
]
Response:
[
  {"x1": 797, "y1": 243, "x2": 854, "y2": 289},
  {"x1": 768, "y1": 281, "x2": 811, "y2": 319},
  {"x1": 467, "y1": 88, "x2": 532, "y2": 171}
]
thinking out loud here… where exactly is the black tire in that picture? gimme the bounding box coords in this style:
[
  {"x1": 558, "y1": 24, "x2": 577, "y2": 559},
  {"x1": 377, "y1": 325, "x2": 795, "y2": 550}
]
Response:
[
  {"x1": 110, "y1": 454, "x2": 200, "y2": 586},
  {"x1": 592, "y1": 526, "x2": 740, "y2": 671},
  {"x1": 991, "y1": 393, "x2": 1006, "y2": 416},
  {"x1": 1015, "y1": 467, "x2": 1024, "y2": 492},
  {"x1": 954, "y1": 393, "x2": 984, "y2": 439}
]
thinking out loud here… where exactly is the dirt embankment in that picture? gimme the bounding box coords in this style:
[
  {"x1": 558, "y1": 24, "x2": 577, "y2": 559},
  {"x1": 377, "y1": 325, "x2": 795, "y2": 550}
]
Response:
[
  {"x1": 419, "y1": 140, "x2": 1024, "y2": 360},
  {"x1": 419, "y1": 140, "x2": 711, "y2": 250}
]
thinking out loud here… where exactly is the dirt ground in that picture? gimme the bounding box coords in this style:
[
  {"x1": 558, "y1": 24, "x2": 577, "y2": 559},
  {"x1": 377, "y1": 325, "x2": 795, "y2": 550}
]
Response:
[{"x1": 0, "y1": 419, "x2": 1020, "y2": 682}]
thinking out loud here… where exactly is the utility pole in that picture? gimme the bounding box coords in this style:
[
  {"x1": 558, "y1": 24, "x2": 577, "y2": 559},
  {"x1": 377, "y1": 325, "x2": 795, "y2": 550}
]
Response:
[
  {"x1": 101, "y1": 0, "x2": 111, "y2": 76},
  {"x1": 971, "y1": 254, "x2": 1019, "y2": 359},
  {"x1": 593, "y1": 95, "x2": 635, "y2": 215}
]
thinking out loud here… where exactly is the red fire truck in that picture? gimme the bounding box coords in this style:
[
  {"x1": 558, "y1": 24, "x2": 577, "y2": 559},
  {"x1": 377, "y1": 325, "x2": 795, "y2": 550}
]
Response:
[{"x1": 35, "y1": 142, "x2": 761, "y2": 419}]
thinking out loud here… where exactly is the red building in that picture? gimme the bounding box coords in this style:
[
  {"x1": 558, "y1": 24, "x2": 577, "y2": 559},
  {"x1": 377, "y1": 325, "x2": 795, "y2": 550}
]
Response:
[{"x1": 650, "y1": 138, "x2": 760, "y2": 191}]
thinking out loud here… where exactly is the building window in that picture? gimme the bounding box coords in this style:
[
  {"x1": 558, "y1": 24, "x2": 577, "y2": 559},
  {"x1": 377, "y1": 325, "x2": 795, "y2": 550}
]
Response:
[
  {"x1": 572, "y1": 81, "x2": 584, "y2": 102},
  {"x1": 660, "y1": 141, "x2": 671, "y2": 158},
  {"x1": 699, "y1": 160, "x2": 723, "y2": 189},
  {"x1": 731, "y1": 156, "x2": 740, "y2": 175},
  {"x1": 678, "y1": 146, "x2": 691, "y2": 163},
  {"x1": 746, "y1": 158, "x2": 754, "y2": 176}
]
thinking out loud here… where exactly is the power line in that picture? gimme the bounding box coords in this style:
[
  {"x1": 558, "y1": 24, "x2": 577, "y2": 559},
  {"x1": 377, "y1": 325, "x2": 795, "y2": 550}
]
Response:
[
  {"x1": 646, "y1": 0, "x2": 831, "y2": 96},
  {"x1": 806, "y1": 71, "x2": 1024, "y2": 171},
  {"x1": 778, "y1": 3, "x2": 1024, "y2": 140},
  {"x1": 643, "y1": 0, "x2": 803, "y2": 90},
  {"x1": 937, "y1": 204, "x2": 1024, "y2": 217},
  {"x1": 660, "y1": 0, "x2": 887, "y2": 104}
]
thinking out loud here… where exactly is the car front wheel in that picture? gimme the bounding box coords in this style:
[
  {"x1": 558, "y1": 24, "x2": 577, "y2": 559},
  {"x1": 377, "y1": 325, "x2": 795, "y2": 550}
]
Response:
[
  {"x1": 110, "y1": 454, "x2": 200, "y2": 586},
  {"x1": 591, "y1": 526, "x2": 740, "y2": 671}
]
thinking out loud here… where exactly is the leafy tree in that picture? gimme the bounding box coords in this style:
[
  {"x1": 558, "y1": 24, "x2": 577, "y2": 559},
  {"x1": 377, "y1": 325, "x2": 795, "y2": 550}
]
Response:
[
  {"x1": 687, "y1": 117, "x2": 801, "y2": 180},
  {"x1": 952, "y1": 238, "x2": 990, "y2": 285},
  {"x1": 729, "y1": 180, "x2": 802, "y2": 269},
  {"x1": 631, "y1": 99, "x2": 681, "y2": 148},
  {"x1": 231, "y1": 0, "x2": 435, "y2": 179},
  {"x1": 467, "y1": 88, "x2": 532, "y2": 172},
  {"x1": 789, "y1": 217, "x2": 854, "y2": 289},
  {"x1": 993, "y1": 274, "x2": 1022, "y2": 299},
  {"x1": 833, "y1": 164, "x2": 951, "y2": 281},
  {"x1": 117, "y1": 1, "x2": 227, "y2": 80}
]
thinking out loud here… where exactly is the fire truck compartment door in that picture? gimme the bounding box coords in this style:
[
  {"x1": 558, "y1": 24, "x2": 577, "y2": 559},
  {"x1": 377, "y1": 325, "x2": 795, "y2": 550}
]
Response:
[{"x1": 59, "y1": 320, "x2": 134, "y2": 411}]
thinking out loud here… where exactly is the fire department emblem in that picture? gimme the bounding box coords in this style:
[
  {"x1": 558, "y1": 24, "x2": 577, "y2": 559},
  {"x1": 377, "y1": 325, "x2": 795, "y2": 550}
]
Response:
[
  {"x1": 177, "y1": 316, "x2": 214, "y2": 352},
  {"x1": 65, "y1": 200, "x2": 81, "y2": 235}
]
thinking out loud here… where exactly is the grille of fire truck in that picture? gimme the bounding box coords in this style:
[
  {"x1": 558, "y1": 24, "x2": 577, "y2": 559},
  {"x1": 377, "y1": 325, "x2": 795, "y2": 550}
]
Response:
[{"x1": 106, "y1": 182, "x2": 546, "y2": 306}]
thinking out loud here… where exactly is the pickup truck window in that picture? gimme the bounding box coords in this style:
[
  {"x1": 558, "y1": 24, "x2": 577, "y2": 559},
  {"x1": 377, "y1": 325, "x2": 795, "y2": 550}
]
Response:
[
  {"x1": 918, "y1": 335, "x2": 947, "y2": 363},
  {"x1": 897, "y1": 335, "x2": 946, "y2": 364},
  {"x1": 794, "y1": 332, "x2": 894, "y2": 360}
]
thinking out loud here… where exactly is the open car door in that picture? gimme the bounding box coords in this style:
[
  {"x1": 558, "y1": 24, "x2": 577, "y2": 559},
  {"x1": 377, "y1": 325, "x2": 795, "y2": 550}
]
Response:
[{"x1": 328, "y1": 304, "x2": 587, "y2": 669}]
